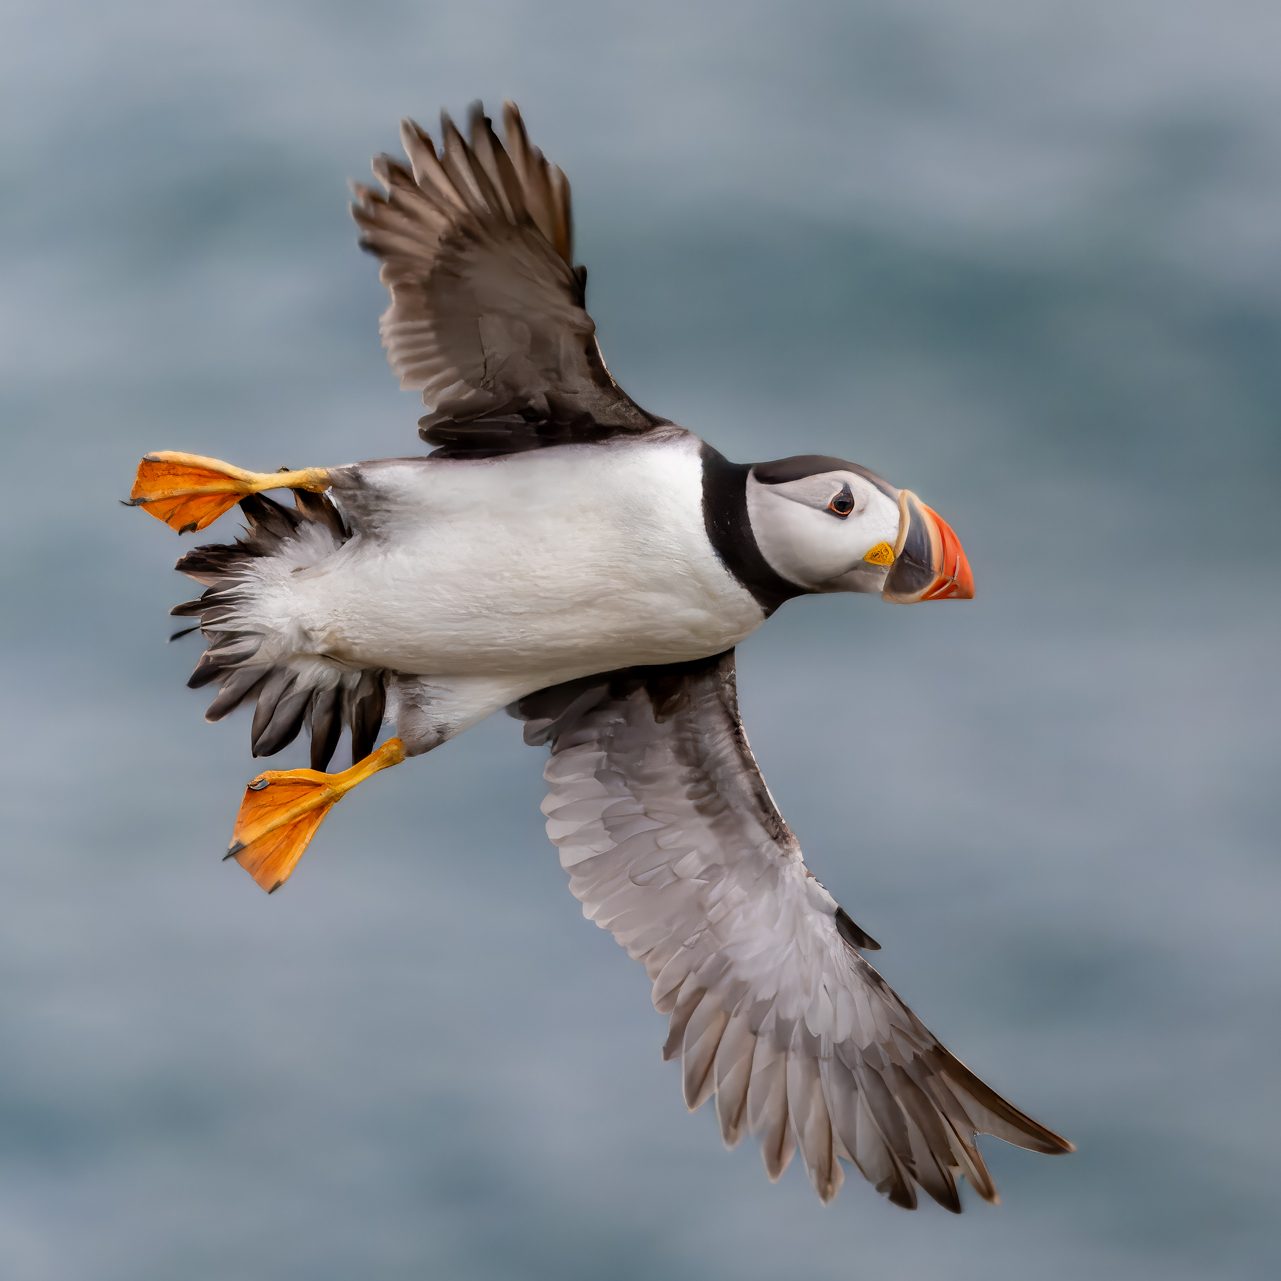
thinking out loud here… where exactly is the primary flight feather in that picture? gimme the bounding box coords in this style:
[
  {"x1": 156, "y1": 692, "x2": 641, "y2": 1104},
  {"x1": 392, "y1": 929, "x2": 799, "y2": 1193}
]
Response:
[{"x1": 128, "y1": 101, "x2": 1071, "y2": 1209}]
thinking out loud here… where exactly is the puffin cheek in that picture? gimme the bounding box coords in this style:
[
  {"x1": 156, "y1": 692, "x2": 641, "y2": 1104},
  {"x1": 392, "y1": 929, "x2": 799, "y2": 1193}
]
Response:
[{"x1": 822, "y1": 563, "x2": 890, "y2": 594}]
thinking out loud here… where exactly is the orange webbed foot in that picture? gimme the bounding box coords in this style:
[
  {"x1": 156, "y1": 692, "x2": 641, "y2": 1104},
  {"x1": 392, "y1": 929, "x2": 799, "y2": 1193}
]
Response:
[
  {"x1": 127, "y1": 451, "x2": 330, "y2": 534},
  {"x1": 226, "y1": 738, "x2": 406, "y2": 893}
]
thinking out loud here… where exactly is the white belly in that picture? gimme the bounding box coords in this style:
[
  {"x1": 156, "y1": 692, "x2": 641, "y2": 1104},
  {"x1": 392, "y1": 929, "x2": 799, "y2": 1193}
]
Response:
[{"x1": 281, "y1": 437, "x2": 765, "y2": 681}]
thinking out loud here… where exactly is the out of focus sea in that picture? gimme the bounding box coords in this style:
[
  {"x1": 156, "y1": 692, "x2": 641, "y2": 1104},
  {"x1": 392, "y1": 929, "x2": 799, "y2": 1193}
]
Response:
[{"x1": 2, "y1": 3, "x2": 1278, "y2": 1278}]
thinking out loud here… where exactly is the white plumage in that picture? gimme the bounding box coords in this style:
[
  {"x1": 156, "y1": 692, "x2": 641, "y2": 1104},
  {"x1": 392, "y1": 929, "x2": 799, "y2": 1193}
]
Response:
[{"x1": 219, "y1": 437, "x2": 767, "y2": 748}]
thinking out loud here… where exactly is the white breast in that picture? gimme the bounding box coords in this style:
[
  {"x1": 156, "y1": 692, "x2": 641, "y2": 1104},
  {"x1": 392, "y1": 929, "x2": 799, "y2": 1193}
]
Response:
[{"x1": 282, "y1": 436, "x2": 766, "y2": 681}]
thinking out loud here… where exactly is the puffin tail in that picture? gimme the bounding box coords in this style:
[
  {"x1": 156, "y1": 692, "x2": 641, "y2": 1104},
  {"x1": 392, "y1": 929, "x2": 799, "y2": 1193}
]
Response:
[{"x1": 170, "y1": 492, "x2": 390, "y2": 771}]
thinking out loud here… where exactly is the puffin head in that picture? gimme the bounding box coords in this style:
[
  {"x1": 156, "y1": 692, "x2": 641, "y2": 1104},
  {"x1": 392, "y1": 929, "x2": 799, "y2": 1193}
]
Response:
[{"x1": 745, "y1": 455, "x2": 974, "y2": 603}]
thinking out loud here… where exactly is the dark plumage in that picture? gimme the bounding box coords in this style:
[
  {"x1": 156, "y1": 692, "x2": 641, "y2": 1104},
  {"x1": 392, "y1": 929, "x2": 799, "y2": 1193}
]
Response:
[{"x1": 171, "y1": 490, "x2": 388, "y2": 771}]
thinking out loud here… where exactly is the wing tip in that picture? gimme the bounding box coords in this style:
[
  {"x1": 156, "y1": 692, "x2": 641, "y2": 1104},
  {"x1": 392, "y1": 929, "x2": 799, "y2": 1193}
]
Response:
[{"x1": 942, "y1": 1054, "x2": 1076, "y2": 1156}]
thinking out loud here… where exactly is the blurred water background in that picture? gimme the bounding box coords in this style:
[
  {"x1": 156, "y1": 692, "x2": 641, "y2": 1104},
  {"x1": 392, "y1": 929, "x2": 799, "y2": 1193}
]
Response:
[{"x1": 2, "y1": 2, "x2": 1279, "y2": 1278}]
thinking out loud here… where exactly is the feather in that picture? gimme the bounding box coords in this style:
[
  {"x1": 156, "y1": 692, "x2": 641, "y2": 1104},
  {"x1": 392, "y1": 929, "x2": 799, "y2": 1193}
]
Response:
[
  {"x1": 251, "y1": 669, "x2": 295, "y2": 746},
  {"x1": 252, "y1": 678, "x2": 310, "y2": 757},
  {"x1": 347, "y1": 669, "x2": 386, "y2": 762},
  {"x1": 746, "y1": 1037, "x2": 794, "y2": 1182},
  {"x1": 309, "y1": 684, "x2": 343, "y2": 772},
  {"x1": 239, "y1": 492, "x2": 298, "y2": 542},
  {"x1": 437, "y1": 112, "x2": 490, "y2": 217},
  {"x1": 468, "y1": 104, "x2": 525, "y2": 222},
  {"x1": 787, "y1": 1039, "x2": 840, "y2": 1202},
  {"x1": 918, "y1": 1071, "x2": 998, "y2": 1201},
  {"x1": 397, "y1": 119, "x2": 467, "y2": 213},
  {"x1": 662, "y1": 983, "x2": 706, "y2": 1063},
  {"x1": 293, "y1": 488, "x2": 346, "y2": 540},
  {"x1": 713, "y1": 1012, "x2": 757, "y2": 1147},
  {"x1": 204, "y1": 664, "x2": 269, "y2": 723},
  {"x1": 681, "y1": 999, "x2": 730, "y2": 1111}
]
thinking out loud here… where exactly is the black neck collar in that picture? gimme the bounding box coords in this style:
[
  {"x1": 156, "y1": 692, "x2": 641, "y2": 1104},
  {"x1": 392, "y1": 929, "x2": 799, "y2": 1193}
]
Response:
[{"x1": 699, "y1": 444, "x2": 807, "y2": 617}]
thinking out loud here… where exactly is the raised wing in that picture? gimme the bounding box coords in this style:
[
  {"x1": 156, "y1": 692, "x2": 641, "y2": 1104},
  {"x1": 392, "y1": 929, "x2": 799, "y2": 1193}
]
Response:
[
  {"x1": 351, "y1": 102, "x2": 662, "y2": 455},
  {"x1": 513, "y1": 652, "x2": 1071, "y2": 1208}
]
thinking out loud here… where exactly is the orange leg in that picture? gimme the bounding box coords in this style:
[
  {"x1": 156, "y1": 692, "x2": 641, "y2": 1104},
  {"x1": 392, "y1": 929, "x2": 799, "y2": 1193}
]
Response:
[
  {"x1": 127, "y1": 451, "x2": 330, "y2": 533},
  {"x1": 226, "y1": 738, "x2": 406, "y2": 893}
]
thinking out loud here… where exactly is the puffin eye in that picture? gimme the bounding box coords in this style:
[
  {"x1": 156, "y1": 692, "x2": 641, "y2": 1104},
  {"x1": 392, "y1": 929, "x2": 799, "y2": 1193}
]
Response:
[{"x1": 827, "y1": 484, "x2": 855, "y2": 518}]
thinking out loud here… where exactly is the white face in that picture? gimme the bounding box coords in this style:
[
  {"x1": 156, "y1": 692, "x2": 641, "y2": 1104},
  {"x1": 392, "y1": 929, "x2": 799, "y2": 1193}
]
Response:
[{"x1": 745, "y1": 466, "x2": 902, "y2": 593}]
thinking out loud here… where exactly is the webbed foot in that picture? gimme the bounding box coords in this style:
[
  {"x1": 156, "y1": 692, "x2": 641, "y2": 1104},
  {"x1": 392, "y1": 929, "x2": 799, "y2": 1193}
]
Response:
[
  {"x1": 226, "y1": 738, "x2": 406, "y2": 892},
  {"x1": 128, "y1": 451, "x2": 330, "y2": 533}
]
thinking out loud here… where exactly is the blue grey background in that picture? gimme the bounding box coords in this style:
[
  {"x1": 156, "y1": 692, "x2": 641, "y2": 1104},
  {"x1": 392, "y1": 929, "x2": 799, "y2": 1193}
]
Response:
[{"x1": 3, "y1": 2, "x2": 1278, "y2": 1278}]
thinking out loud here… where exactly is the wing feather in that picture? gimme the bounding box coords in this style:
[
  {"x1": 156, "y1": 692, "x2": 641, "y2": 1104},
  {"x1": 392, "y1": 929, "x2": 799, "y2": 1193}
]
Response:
[
  {"x1": 512, "y1": 651, "x2": 1072, "y2": 1208},
  {"x1": 353, "y1": 102, "x2": 661, "y2": 450}
]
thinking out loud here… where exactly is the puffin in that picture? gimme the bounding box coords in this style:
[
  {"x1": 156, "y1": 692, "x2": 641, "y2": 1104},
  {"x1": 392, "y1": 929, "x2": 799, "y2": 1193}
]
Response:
[{"x1": 128, "y1": 102, "x2": 1072, "y2": 1209}]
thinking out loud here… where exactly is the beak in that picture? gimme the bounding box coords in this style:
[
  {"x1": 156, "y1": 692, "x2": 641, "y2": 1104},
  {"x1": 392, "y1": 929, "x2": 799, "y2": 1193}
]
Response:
[{"x1": 882, "y1": 490, "x2": 975, "y2": 603}]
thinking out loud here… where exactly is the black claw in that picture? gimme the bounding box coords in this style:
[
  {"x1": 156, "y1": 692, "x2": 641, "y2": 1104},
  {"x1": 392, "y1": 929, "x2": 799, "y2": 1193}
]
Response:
[
  {"x1": 224, "y1": 841, "x2": 245, "y2": 860},
  {"x1": 248, "y1": 778, "x2": 270, "y2": 791},
  {"x1": 179, "y1": 520, "x2": 198, "y2": 535},
  {"x1": 268, "y1": 880, "x2": 283, "y2": 894},
  {"x1": 121, "y1": 496, "x2": 146, "y2": 507}
]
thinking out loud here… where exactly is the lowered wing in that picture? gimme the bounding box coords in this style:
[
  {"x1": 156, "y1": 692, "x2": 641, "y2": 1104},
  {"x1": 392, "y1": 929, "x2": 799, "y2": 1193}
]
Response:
[{"x1": 513, "y1": 651, "x2": 1071, "y2": 1208}]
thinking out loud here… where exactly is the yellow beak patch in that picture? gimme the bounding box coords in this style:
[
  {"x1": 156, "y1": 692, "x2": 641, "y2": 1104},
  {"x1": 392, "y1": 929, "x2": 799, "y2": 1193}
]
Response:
[{"x1": 863, "y1": 541, "x2": 896, "y2": 567}]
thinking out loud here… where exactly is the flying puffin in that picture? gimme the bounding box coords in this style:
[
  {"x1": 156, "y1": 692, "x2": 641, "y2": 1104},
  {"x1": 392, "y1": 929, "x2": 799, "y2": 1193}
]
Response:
[{"x1": 128, "y1": 102, "x2": 1071, "y2": 1209}]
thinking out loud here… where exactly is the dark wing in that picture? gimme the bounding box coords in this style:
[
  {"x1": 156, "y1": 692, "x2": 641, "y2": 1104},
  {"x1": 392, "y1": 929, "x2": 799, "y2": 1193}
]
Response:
[
  {"x1": 513, "y1": 651, "x2": 1072, "y2": 1208},
  {"x1": 351, "y1": 102, "x2": 663, "y2": 455}
]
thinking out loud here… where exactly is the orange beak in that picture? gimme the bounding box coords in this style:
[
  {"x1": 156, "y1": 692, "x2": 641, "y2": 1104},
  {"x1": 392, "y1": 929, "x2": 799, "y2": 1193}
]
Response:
[{"x1": 882, "y1": 491, "x2": 975, "y2": 603}]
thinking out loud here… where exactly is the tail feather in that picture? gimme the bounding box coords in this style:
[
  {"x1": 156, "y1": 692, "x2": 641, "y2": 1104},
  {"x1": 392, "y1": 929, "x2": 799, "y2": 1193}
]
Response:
[
  {"x1": 308, "y1": 685, "x2": 343, "y2": 773},
  {"x1": 251, "y1": 672, "x2": 313, "y2": 757},
  {"x1": 172, "y1": 491, "x2": 389, "y2": 770},
  {"x1": 292, "y1": 486, "x2": 348, "y2": 540},
  {"x1": 346, "y1": 669, "x2": 387, "y2": 761},
  {"x1": 205, "y1": 665, "x2": 270, "y2": 722}
]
